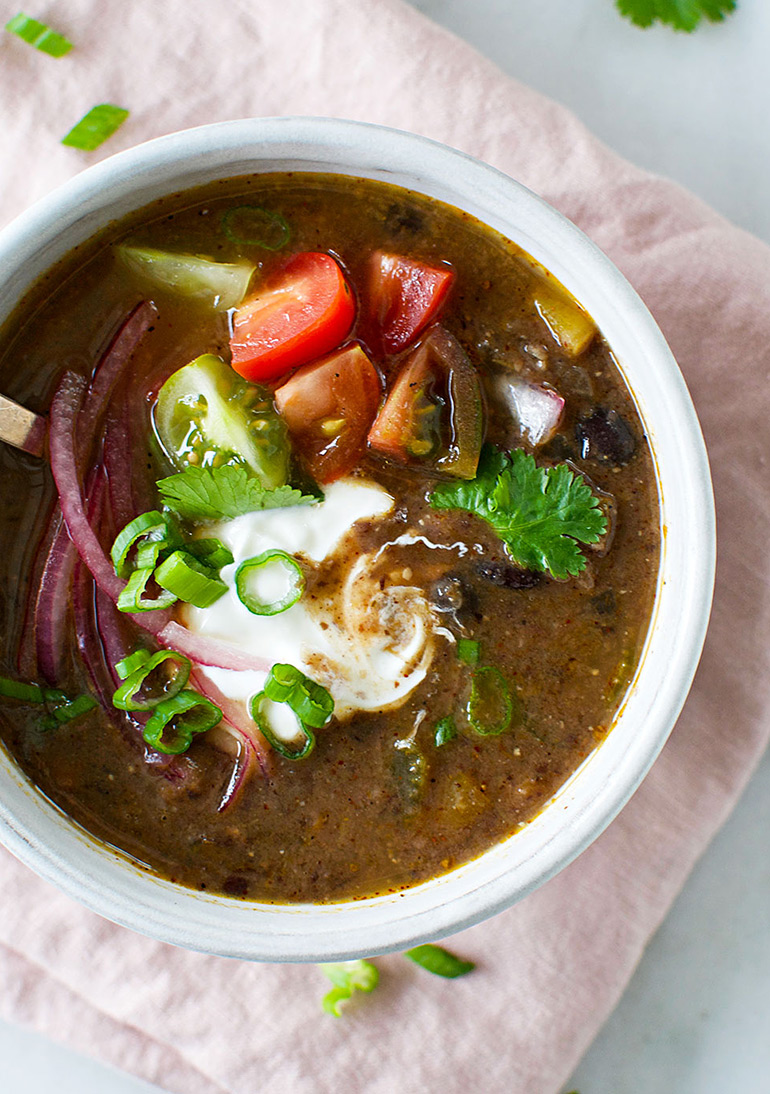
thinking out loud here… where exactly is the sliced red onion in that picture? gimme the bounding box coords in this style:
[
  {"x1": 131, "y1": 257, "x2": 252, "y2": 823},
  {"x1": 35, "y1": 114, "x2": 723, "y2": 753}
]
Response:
[
  {"x1": 496, "y1": 374, "x2": 565, "y2": 447},
  {"x1": 33, "y1": 510, "x2": 77, "y2": 684},
  {"x1": 79, "y1": 301, "x2": 157, "y2": 451},
  {"x1": 103, "y1": 409, "x2": 140, "y2": 531},
  {"x1": 190, "y1": 668, "x2": 271, "y2": 772},
  {"x1": 158, "y1": 622, "x2": 273, "y2": 673},
  {"x1": 216, "y1": 734, "x2": 258, "y2": 811}
]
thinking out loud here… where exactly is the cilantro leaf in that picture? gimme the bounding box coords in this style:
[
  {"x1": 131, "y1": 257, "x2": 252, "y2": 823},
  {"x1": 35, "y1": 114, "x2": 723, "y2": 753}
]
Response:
[
  {"x1": 157, "y1": 465, "x2": 317, "y2": 522},
  {"x1": 615, "y1": 0, "x2": 737, "y2": 32},
  {"x1": 431, "y1": 447, "x2": 607, "y2": 580}
]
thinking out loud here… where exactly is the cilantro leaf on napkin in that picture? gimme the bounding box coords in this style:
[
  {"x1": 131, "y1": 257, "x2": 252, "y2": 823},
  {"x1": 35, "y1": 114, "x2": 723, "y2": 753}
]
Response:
[
  {"x1": 157, "y1": 464, "x2": 317, "y2": 522},
  {"x1": 616, "y1": 0, "x2": 737, "y2": 32},
  {"x1": 430, "y1": 447, "x2": 607, "y2": 580}
]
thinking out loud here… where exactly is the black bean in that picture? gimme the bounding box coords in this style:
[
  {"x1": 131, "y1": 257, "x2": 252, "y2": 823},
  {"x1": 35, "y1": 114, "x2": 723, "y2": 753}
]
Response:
[
  {"x1": 476, "y1": 560, "x2": 542, "y2": 590},
  {"x1": 384, "y1": 203, "x2": 425, "y2": 236},
  {"x1": 590, "y1": 589, "x2": 616, "y2": 616},
  {"x1": 576, "y1": 407, "x2": 636, "y2": 465}
]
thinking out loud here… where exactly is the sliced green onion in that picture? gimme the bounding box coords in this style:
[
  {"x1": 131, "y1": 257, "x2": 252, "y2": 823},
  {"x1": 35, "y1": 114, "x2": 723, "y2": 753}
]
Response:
[
  {"x1": 250, "y1": 691, "x2": 315, "y2": 760},
  {"x1": 117, "y1": 567, "x2": 178, "y2": 613},
  {"x1": 111, "y1": 511, "x2": 179, "y2": 578},
  {"x1": 112, "y1": 650, "x2": 191, "y2": 712},
  {"x1": 5, "y1": 12, "x2": 73, "y2": 56},
  {"x1": 318, "y1": 960, "x2": 379, "y2": 1017},
  {"x1": 404, "y1": 944, "x2": 475, "y2": 978},
  {"x1": 467, "y1": 666, "x2": 513, "y2": 736},
  {"x1": 143, "y1": 690, "x2": 221, "y2": 754},
  {"x1": 115, "y1": 649, "x2": 153, "y2": 681},
  {"x1": 221, "y1": 206, "x2": 291, "y2": 250},
  {"x1": 61, "y1": 104, "x2": 129, "y2": 151},
  {"x1": 457, "y1": 638, "x2": 480, "y2": 665},
  {"x1": 0, "y1": 675, "x2": 95, "y2": 729},
  {"x1": 0, "y1": 675, "x2": 45, "y2": 703},
  {"x1": 235, "y1": 550, "x2": 304, "y2": 616},
  {"x1": 263, "y1": 663, "x2": 334, "y2": 728},
  {"x1": 39, "y1": 693, "x2": 97, "y2": 731},
  {"x1": 434, "y1": 716, "x2": 457, "y2": 747},
  {"x1": 187, "y1": 537, "x2": 234, "y2": 570},
  {"x1": 155, "y1": 550, "x2": 227, "y2": 609}
]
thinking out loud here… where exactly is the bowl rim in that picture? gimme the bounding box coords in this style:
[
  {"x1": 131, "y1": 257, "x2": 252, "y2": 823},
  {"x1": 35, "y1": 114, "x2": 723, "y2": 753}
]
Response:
[{"x1": 0, "y1": 116, "x2": 716, "y2": 961}]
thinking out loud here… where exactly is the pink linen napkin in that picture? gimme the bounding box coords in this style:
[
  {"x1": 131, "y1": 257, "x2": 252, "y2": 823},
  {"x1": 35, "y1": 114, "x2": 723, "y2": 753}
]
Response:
[{"x1": 1, "y1": 2, "x2": 769, "y2": 1092}]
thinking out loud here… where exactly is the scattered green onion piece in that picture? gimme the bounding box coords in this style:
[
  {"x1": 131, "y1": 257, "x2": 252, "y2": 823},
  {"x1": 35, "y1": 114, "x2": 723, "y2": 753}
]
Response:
[
  {"x1": 221, "y1": 206, "x2": 291, "y2": 250},
  {"x1": 39, "y1": 693, "x2": 97, "y2": 731},
  {"x1": 61, "y1": 104, "x2": 129, "y2": 152},
  {"x1": 111, "y1": 511, "x2": 178, "y2": 578},
  {"x1": 250, "y1": 691, "x2": 316, "y2": 760},
  {"x1": 318, "y1": 960, "x2": 379, "y2": 1017},
  {"x1": 143, "y1": 690, "x2": 221, "y2": 754},
  {"x1": 235, "y1": 550, "x2": 305, "y2": 616},
  {"x1": 5, "y1": 12, "x2": 73, "y2": 56},
  {"x1": 467, "y1": 666, "x2": 514, "y2": 736},
  {"x1": 263, "y1": 663, "x2": 334, "y2": 728},
  {"x1": 434, "y1": 716, "x2": 457, "y2": 747},
  {"x1": 404, "y1": 944, "x2": 475, "y2": 978},
  {"x1": 457, "y1": 638, "x2": 481, "y2": 665},
  {"x1": 115, "y1": 649, "x2": 153, "y2": 681},
  {"x1": 112, "y1": 650, "x2": 191, "y2": 712},
  {"x1": 155, "y1": 550, "x2": 227, "y2": 609},
  {"x1": 117, "y1": 567, "x2": 178, "y2": 613},
  {"x1": 0, "y1": 675, "x2": 45, "y2": 703},
  {"x1": 187, "y1": 538, "x2": 234, "y2": 570}
]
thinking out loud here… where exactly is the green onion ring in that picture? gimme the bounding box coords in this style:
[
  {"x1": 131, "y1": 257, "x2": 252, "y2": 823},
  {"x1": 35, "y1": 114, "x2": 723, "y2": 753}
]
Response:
[
  {"x1": 39, "y1": 694, "x2": 97, "y2": 731},
  {"x1": 221, "y1": 206, "x2": 291, "y2": 250},
  {"x1": 115, "y1": 649, "x2": 153, "y2": 681},
  {"x1": 143, "y1": 690, "x2": 222, "y2": 754},
  {"x1": 155, "y1": 550, "x2": 227, "y2": 609},
  {"x1": 117, "y1": 567, "x2": 178, "y2": 613},
  {"x1": 263, "y1": 663, "x2": 334, "y2": 728},
  {"x1": 111, "y1": 511, "x2": 179, "y2": 578},
  {"x1": 112, "y1": 650, "x2": 191, "y2": 712},
  {"x1": 250, "y1": 691, "x2": 315, "y2": 760},
  {"x1": 235, "y1": 550, "x2": 305, "y2": 616}
]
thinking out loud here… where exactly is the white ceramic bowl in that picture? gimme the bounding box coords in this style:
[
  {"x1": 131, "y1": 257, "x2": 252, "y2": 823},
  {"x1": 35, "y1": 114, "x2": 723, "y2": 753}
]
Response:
[{"x1": 0, "y1": 117, "x2": 715, "y2": 961}]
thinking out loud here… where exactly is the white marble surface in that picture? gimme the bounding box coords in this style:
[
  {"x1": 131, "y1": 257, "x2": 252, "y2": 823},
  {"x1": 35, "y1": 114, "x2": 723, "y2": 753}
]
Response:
[{"x1": 2, "y1": 2, "x2": 769, "y2": 1091}]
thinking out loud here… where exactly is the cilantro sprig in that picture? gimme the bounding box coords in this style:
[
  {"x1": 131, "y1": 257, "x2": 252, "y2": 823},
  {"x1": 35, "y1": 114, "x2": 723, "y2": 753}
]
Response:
[
  {"x1": 156, "y1": 464, "x2": 317, "y2": 522},
  {"x1": 616, "y1": 0, "x2": 737, "y2": 32},
  {"x1": 430, "y1": 447, "x2": 607, "y2": 580}
]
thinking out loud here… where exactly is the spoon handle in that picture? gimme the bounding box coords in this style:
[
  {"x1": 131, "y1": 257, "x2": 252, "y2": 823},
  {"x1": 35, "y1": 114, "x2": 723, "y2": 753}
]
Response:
[{"x1": 0, "y1": 395, "x2": 46, "y2": 456}]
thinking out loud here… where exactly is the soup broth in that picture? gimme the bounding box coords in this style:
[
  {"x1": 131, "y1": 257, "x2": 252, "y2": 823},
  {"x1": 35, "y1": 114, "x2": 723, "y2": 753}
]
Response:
[{"x1": 0, "y1": 174, "x2": 659, "y2": 901}]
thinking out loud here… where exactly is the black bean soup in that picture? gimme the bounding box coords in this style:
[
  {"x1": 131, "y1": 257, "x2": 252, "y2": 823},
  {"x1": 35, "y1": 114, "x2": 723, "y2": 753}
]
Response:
[{"x1": 0, "y1": 174, "x2": 659, "y2": 902}]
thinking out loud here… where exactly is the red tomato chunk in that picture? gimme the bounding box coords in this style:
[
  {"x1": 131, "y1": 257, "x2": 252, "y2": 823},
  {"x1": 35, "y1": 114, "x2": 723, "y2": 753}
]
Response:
[
  {"x1": 274, "y1": 344, "x2": 381, "y2": 483},
  {"x1": 367, "y1": 251, "x2": 454, "y2": 354},
  {"x1": 230, "y1": 252, "x2": 355, "y2": 383}
]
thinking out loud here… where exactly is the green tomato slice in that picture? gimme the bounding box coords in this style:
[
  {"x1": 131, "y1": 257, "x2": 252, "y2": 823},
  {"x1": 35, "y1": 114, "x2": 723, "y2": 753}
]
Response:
[
  {"x1": 117, "y1": 246, "x2": 255, "y2": 311},
  {"x1": 154, "y1": 354, "x2": 289, "y2": 489}
]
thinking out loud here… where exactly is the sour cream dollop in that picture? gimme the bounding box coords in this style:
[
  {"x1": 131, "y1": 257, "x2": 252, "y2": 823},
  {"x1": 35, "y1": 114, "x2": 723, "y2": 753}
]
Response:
[{"x1": 182, "y1": 478, "x2": 439, "y2": 725}]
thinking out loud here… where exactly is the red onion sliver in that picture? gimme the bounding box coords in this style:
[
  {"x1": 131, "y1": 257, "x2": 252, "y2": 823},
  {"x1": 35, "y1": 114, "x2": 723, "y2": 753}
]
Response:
[
  {"x1": 191, "y1": 669, "x2": 271, "y2": 776},
  {"x1": 158, "y1": 621, "x2": 273, "y2": 673},
  {"x1": 79, "y1": 301, "x2": 157, "y2": 452},
  {"x1": 49, "y1": 371, "x2": 169, "y2": 630},
  {"x1": 216, "y1": 734, "x2": 258, "y2": 812},
  {"x1": 33, "y1": 509, "x2": 77, "y2": 684},
  {"x1": 496, "y1": 374, "x2": 565, "y2": 447}
]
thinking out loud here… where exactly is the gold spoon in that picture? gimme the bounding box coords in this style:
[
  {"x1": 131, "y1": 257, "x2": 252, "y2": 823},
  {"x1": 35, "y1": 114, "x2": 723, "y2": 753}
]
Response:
[{"x1": 0, "y1": 394, "x2": 46, "y2": 456}]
